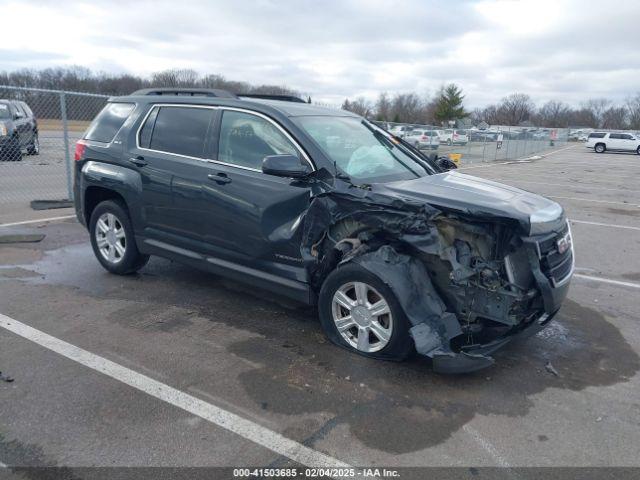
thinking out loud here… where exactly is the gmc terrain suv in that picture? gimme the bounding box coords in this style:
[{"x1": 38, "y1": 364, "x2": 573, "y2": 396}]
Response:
[
  {"x1": 74, "y1": 88, "x2": 574, "y2": 373},
  {"x1": 0, "y1": 99, "x2": 39, "y2": 161}
]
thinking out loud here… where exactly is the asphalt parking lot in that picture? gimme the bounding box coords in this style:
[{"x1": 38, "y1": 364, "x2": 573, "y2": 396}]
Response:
[{"x1": 0, "y1": 144, "x2": 639, "y2": 478}]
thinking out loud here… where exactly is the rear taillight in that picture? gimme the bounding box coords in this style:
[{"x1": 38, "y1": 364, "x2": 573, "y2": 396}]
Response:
[
  {"x1": 74, "y1": 140, "x2": 87, "y2": 161},
  {"x1": 421, "y1": 135, "x2": 428, "y2": 140},
  {"x1": 453, "y1": 133, "x2": 458, "y2": 139}
]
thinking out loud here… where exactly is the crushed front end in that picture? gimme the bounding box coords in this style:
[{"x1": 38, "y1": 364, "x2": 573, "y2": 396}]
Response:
[{"x1": 301, "y1": 169, "x2": 574, "y2": 374}]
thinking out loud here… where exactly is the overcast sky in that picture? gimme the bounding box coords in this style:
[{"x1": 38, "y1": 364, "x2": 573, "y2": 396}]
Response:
[{"x1": 1, "y1": 0, "x2": 639, "y2": 107}]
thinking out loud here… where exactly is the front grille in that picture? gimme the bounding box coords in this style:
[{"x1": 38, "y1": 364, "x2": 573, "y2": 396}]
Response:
[{"x1": 537, "y1": 222, "x2": 573, "y2": 287}]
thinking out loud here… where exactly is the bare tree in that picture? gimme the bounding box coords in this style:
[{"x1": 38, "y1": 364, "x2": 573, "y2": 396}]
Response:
[
  {"x1": 497, "y1": 93, "x2": 535, "y2": 125},
  {"x1": 582, "y1": 98, "x2": 612, "y2": 128},
  {"x1": 601, "y1": 106, "x2": 628, "y2": 129},
  {"x1": 375, "y1": 92, "x2": 392, "y2": 121},
  {"x1": 535, "y1": 100, "x2": 571, "y2": 127},
  {"x1": 342, "y1": 97, "x2": 372, "y2": 117},
  {"x1": 626, "y1": 93, "x2": 640, "y2": 130}
]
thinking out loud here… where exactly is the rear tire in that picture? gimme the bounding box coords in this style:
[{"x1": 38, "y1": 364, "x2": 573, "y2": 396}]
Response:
[
  {"x1": 594, "y1": 143, "x2": 606, "y2": 153},
  {"x1": 318, "y1": 263, "x2": 413, "y2": 361},
  {"x1": 89, "y1": 199, "x2": 149, "y2": 275},
  {"x1": 636, "y1": 146, "x2": 640, "y2": 155}
]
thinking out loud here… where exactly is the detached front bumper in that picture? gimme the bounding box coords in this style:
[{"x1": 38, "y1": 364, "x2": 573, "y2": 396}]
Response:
[{"x1": 432, "y1": 309, "x2": 558, "y2": 374}]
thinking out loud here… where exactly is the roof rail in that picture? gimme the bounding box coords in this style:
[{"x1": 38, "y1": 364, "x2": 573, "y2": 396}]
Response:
[
  {"x1": 239, "y1": 94, "x2": 308, "y2": 103},
  {"x1": 131, "y1": 88, "x2": 237, "y2": 98}
]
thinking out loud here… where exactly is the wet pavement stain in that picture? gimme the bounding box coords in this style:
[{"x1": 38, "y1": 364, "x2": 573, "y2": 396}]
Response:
[
  {"x1": 227, "y1": 300, "x2": 640, "y2": 454},
  {"x1": 606, "y1": 207, "x2": 640, "y2": 217},
  {"x1": 13, "y1": 240, "x2": 640, "y2": 454}
]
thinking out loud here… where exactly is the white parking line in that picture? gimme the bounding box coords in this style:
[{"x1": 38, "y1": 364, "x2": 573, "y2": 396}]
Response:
[
  {"x1": 487, "y1": 178, "x2": 631, "y2": 194},
  {"x1": 574, "y1": 274, "x2": 640, "y2": 289},
  {"x1": 0, "y1": 313, "x2": 351, "y2": 471},
  {"x1": 0, "y1": 461, "x2": 6, "y2": 468},
  {"x1": 462, "y1": 425, "x2": 512, "y2": 469},
  {"x1": 0, "y1": 215, "x2": 76, "y2": 228},
  {"x1": 570, "y1": 220, "x2": 640, "y2": 231},
  {"x1": 546, "y1": 195, "x2": 640, "y2": 207}
]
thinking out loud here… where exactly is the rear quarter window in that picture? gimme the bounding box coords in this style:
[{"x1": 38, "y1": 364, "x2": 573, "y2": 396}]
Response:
[
  {"x1": 84, "y1": 103, "x2": 135, "y2": 143},
  {"x1": 147, "y1": 106, "x2": 214, "y2": 158}
]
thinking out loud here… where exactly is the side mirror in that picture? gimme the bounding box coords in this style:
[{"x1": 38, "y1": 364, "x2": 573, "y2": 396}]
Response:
[{"x1": 262, "y1": 154, "x2": 311, "y2": 178}]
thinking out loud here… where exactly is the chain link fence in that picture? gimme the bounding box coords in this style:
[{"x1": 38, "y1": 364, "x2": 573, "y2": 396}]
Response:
[
  {"x1": 372, "y1": 121, "x2": 570, "y2": 165},
  {"x1": 0, "y1": 85, "x2": 108, "y2": 220}
]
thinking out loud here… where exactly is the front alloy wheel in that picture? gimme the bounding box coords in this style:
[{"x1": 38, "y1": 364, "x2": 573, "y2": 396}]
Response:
[
  {"x1": 331, "y1": 281, "x2": 393, "y2": 353},
  {"x1": 95, "y1": 212, "x2": 126, "y2": 264}
]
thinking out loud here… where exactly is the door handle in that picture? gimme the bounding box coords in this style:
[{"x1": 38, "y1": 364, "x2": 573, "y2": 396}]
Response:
[
  {"x1": 207, "y1": 173, "x2": 232, "y2": 184},
  {"x1": 129, "y1": 156, "x2": 147, "y2": 167}
]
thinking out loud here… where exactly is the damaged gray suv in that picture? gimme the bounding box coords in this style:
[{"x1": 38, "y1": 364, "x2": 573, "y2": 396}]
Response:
[{"x1": 74, "y1": 88, "x2": 574, "y2": 373}]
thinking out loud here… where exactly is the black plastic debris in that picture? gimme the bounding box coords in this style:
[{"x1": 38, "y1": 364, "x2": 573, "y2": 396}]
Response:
[{"x1": 0, "y1": 371, "x2": 14, "y2": 382}]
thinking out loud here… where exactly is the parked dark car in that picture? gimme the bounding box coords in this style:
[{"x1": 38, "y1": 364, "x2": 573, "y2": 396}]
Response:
[
  {"x1": 0, "y1": 99, "x2": 39, "y2": 161},
  {"x1": 74, "y1": 88, "x2": 573, "y2": 373}
]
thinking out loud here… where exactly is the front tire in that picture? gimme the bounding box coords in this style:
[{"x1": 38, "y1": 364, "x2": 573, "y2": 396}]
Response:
[
  {"x1": 318, "y1": 263, "x2": 413, "y2": 361},
  {"x1": 9, "y1": 137, "x2": 22, "y2": 161},
  {"x1": 594, "y1": 143, "x2": 606, "y2": 153},
  {"x1": 27, "y1": 133, "x2": 39, "y2": 155},
  {"x1": 89, "y1": 200, "x2": 149, "y2": 275}
]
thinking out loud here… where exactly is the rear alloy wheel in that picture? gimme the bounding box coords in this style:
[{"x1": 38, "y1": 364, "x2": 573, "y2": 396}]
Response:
[
  {"x1": 319, "y1": 263, "x2": 413, "y2": 360},
  {"x1": 595, "y1": 143, "x2": 606, "y2": 153},
  {"x1": 89, "y1": 200, "x2": 149, "y2": 274}
]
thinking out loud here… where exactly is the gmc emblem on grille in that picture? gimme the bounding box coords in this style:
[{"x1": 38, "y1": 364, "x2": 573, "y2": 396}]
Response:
[{"x1": 556, "y1": 232, "x2": 572, "y2": 255}]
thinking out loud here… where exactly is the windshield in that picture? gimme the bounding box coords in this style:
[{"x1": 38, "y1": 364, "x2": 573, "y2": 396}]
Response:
[
  {"x1": 0, "y1": 104, "x2": 11, "y2": 120},
  {"x1": 295, "y1": 116, "x2": 434, "y2": 183}
]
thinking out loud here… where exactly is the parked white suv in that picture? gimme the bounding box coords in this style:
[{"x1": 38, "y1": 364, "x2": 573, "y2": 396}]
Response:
[
  {"x1": 586, "y1": 132, "x2": 640, "y2": 154},
  {"x1": 439, "y1": 129, "x2": 469, "y2": 146}
]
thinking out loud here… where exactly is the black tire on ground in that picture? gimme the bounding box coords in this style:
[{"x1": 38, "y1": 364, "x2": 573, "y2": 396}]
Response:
[
  {"x1": 27, "y1": 133, "x2": 39, "y2": 155},
  {"x1": 318, "y1": 263, "x2": 414, "y2": 361},
  {"x1": 89, "y1": 199, "x2": 150, "y2": 275},
  {"x1": 636, "y1": 146, "x2": 640, "y2": 155},
  {"x1": 595, "y1": 143, "x2": 606, "y2": 153},
  {"x1": 9, "y1": 138, "x2": 22, "y2": 161}
]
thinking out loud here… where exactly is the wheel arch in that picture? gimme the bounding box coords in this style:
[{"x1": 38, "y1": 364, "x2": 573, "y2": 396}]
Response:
[{"x1": 84, "y1": 186, "x2": 128, "y2": 226}]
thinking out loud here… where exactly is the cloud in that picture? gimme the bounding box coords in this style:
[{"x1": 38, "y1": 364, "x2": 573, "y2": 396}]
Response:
[{"x1": 0, "y1": 0, "x2": 638, "y2": 106}]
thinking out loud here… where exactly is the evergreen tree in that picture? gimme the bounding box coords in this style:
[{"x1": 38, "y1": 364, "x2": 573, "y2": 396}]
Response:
[{"x1": 434, "y1": 84, "x2": 467, "y2": 123}]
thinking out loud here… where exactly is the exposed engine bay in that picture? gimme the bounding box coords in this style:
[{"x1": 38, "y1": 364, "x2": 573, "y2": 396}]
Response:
[{"x1": 300, "y1": 167, "x2": 573, "y2": 373}]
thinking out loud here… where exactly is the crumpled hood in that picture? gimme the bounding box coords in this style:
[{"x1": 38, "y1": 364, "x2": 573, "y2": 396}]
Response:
[{"x1": 376, "y1": 171, "x2": 565, "y2": 234}]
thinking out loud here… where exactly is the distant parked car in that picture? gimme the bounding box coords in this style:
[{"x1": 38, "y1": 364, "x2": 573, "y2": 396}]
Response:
[
  {"x1": 0, "y1": 99, "x2": 39, "y2": 161},
  {"x1": 389, "y1": 125, "x2": 412, "y2": 138},
  {"x1": 469, "y1": 130, "x2": 497, "y2": 142},
  {"x1": 438, "y1": 129, "x2": 468, "y2": 146},
  {"x1": 586, "y1": 132, "x2": 640, "y2": 154},
  {"x1": 404, "y1": 129, "x2": 440, "y2": 150}
]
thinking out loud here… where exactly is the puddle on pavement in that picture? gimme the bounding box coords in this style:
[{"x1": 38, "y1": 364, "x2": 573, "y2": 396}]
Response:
[
  {"x1": 15, "y1": 242, "x2": 640, "y2": 454},
  {"x1": 227, "y1": 300, "x2": 639, "y2": 454}
]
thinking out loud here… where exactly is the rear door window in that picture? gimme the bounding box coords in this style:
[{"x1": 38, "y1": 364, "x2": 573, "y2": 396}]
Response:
[
  {"x1": 85, "y1": 103, "x2": 135, "y2": 143},
  {"x1": 148, "y1": 106, "x2": 214, "y2": 158},
  {"x1": 217, "y1": 110, "x2": 298, "y2": 170},
  {"x1": 588, "y1": 133, "x2": 606, "y2": 139}
]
